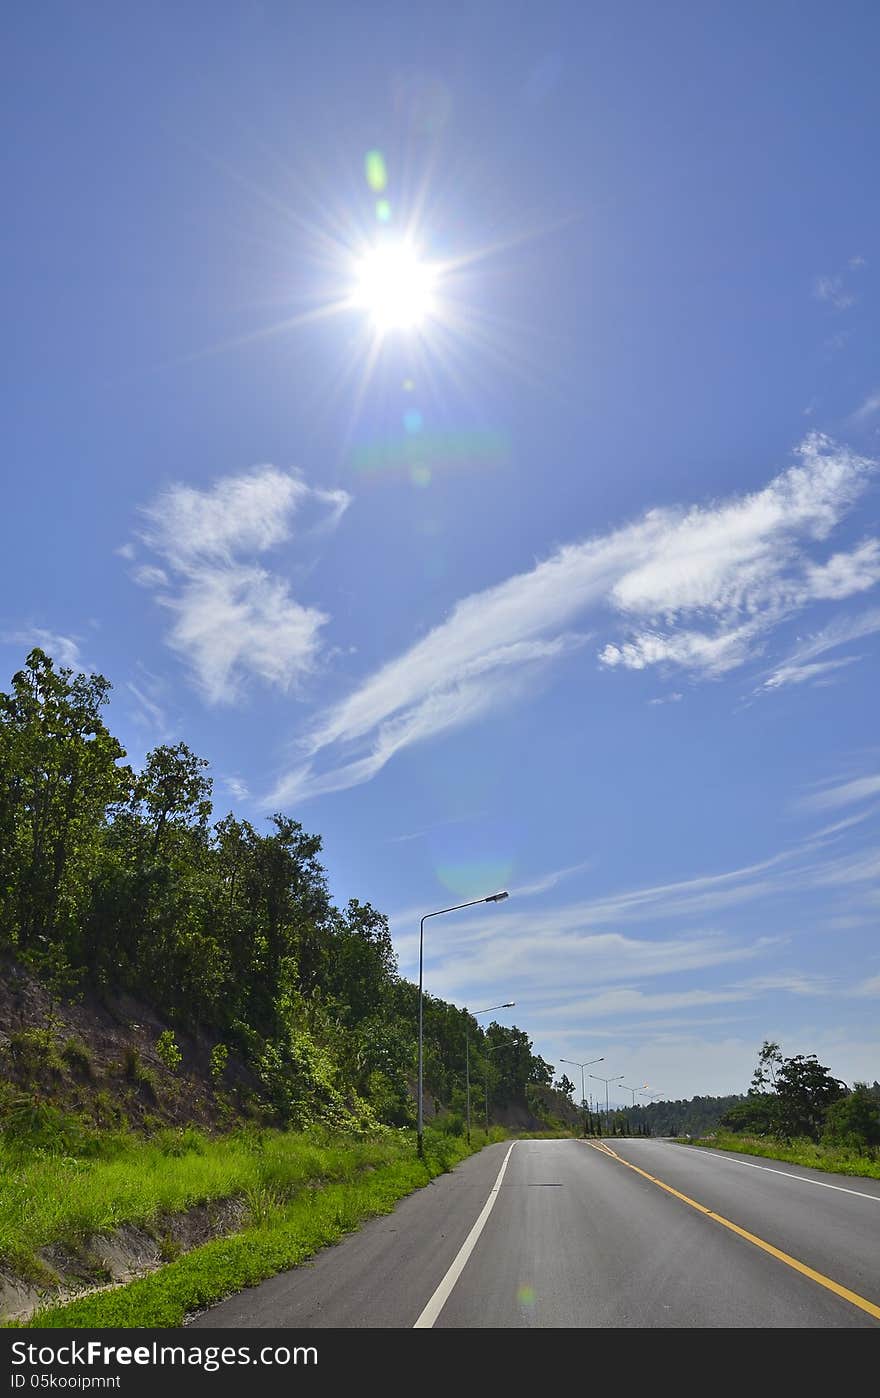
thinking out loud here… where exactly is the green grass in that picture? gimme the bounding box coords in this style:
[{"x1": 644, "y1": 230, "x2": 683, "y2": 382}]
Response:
[
  {"x1": 5, "y1": 1126, "x2": 508, "y2": 1328},
  {"x1": 0, "y1": 1122, "x2": 471, "y2": 1277},
  {"x1": 681, "y1": 1130, "x2": 880, "y2": 1178}
]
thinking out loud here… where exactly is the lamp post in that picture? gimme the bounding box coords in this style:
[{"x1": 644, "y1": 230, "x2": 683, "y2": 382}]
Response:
[
  {"x1": 590, "y1": 1072, "x2": 625, "y2": 1133},
  {"x1": 417, "y1": 891, "x2": 509, "y2": 1159},
  {"x1": 466, "y1": 1002, "x2": 515, "y2": 1145},
  {"x1": 620, "y1": 1084, "x2": 646, "y2": 1107},
  {"x1": 482, "y1": 1039, "x2": 503, "y2": 1138},
  {"x1": 560, "y1": 1056, "x2": 604, "y2": 1136}
]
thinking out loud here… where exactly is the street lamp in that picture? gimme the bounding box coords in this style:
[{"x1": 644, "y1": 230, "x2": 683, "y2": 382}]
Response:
[
  {"x1": 560, "y1": 1056, "x2": 604, "y2": 1136},
  {"x1": 466, "y1": 1002, "x2": 515, "y2": 1145},
  {"x1": 417, "y1": 891, "x2": 509, "y2": 1159},
  {"x1": 590, "y1": 1072, "x2": 625, "y2": 1132},
  {"x1": 620, "y1": 1083, "x2": 647, "y2": 1107},
  {"x1": 482, "y1": 1039, "x2": 503, "y2": 1138}
]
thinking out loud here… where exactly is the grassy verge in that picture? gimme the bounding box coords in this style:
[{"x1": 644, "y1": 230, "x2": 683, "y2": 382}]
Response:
[
  {"x1": 681, "y1": 1131, "x2": 880, "y2": 1179},
  {"x1": 4, "y1": 1125, "x2": 508, "y2": 1328},
  {"x1": 0, "y1": 1124, "x2": 411, "y2": 1279}
]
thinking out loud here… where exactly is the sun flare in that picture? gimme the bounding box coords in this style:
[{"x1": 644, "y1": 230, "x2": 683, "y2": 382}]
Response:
[{"x1": 351, "y1": 241, "x2": 437, "y2": 333}]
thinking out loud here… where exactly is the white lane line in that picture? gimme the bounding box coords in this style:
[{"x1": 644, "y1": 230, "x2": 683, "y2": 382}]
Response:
[
  {"x1": 698, "y1": 1150, "x2": 880, "y2": 1202},
  {"x1": 413, "y1": 1141, "x2": 517, "y2": 1329}
]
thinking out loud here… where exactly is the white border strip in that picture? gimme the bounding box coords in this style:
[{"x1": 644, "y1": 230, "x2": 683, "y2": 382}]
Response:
[
  {"x1": 708, "y1": 1150, "x2": 880, "y2": 1201},
  {"x1": 413, "y1": 1142, "x2": 517, "y2": 1328}
]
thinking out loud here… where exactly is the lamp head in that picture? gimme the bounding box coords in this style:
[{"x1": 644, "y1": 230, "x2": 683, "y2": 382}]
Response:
[{"x1": 485, "y1": 890, "x2": 509, "y2": 902}]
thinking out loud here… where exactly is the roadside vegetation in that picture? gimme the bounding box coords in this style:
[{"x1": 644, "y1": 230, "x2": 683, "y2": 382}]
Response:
[
  {"x1": 0, "y1": 649, "x2": 557, "y2": 1142},
  {"x1": 4, "y1": 1123, "x2": 508, "y2": 1328},
  {"x1": 0, "y1": 1121, "x2": 412, "y2": 1280},
  {"x1": 678, "y1": 1041, "x2": 880, "y2": 1178},
  {"x1": 684, "y1": 1129, "x2": 880, "y2": 1180}
]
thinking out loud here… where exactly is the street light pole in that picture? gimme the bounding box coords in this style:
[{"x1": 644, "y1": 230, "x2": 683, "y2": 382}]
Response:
[
  {"x1": 483, "y1": 1039, "x2": 502, "y2": 1138},
  {"x1": 465, "y1": 1002, "x2": 515, "y2": 1145},
  {"x1": 560, "y1": 1056, "x2": 604, "y2": 1136},
  {"x1": 417, "y1": 891, "x2": 509, "y2": 1159},
  {"x1": 589, "y1": 1073, "x2": 624, "y2": 1134}
]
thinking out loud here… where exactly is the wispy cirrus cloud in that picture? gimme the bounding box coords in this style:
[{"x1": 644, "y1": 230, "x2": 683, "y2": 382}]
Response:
[
  {"x1": 1, "y1": 628, "x2": 83, "y2": 669},
  {"x1": 759, "y1": 605, "x2": 880, "y2": 692},
  {"x1": 510, "y1": 860, "x2": 594, "y2": 897},
  {"x1": 813, "y1": 274, "x2": 855, "y2": 310},
  {"x1": 129, "y1": 466, "x2": 350, "y2": 704},
  {"x1": 269, "y1": 433, "x2": 877, "y2": 803},
  {"x1": 799, "y1": 774, "x2": 880, "y2": 814},
  {"x1": 851, "y1": 389, "x2": 880, "y2": 424},
  {"x1": 813, "y1": 255, "x2": 865, "y2": 311}
]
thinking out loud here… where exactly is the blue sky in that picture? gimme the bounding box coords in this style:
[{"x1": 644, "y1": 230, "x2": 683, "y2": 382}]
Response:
[{"x1": 3, "y1": 2, "x2": 879, "y2": 1105}]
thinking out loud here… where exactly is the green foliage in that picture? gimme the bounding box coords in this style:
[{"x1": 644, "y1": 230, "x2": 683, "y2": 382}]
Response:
[
  {"x1": 60, "y1": 1037, "x2": 94, "y2": 1078},
  {"x1": 687, "y1": 1129, "x2": 880, "y2": 1178},
  {"x1": 0, "y1": 647, "x2": 552, "y2": 1141},
  {"x1": 209, "y1": 1043, "x2": 229, "y2": 1084},
  {"x1": 821, "y1": 1083, "x2": 880, "y2": 1152},
  {"x1": 12, "y1": 1126, "x2": 494, "y2": 1329},
  {"x1": 153, "y1": 1127, "x2": 207, "y2": 1158},
  {"x1": 155, "y1": 1030, "x2": 183, "y2": 1074},
  {"x1": 720, "y1": 1095, "x2": 780, "y2": 1135},
  {"x1": 118, "y1": 1047, "x2": 157, "y2": 1099}
]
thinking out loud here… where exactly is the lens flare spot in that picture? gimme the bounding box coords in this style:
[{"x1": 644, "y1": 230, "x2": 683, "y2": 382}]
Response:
[
  {"x1": 404, "y1": 409, "x2": 423, "y2": 434},
  {"x1": 435, "y1": 860, "x2": 515, "y2": 897},
  {"x1": 375, "y1": 198, "x2": 392, "y2": 223},
  {"x1": 411, "y1": 464, "x2": 431, "y2": 488},
  {"x1": 365, "y1": 149, "x2": 388, "y2": 192},
  {"x1": 403, "y1": 378, "x2": 415, "y2": 392},
  {"x1": 517, "y1": 1285, "x2": 536, "y2": 1306}
]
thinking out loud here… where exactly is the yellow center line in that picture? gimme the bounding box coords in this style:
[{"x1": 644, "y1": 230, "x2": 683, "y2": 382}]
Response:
[{"x1": 583, "y1": 1141, "x2": 880, "y2": 1323}]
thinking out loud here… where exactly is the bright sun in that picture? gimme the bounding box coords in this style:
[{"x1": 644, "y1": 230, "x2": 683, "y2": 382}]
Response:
[{"x1": 352, "y1": 241, "x2": 437, "y2": 333}]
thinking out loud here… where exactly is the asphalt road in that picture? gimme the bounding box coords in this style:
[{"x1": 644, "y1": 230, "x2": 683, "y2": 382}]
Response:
[{"x1": 187, "y1": 1138, "x2": 880, "y2": 1328}]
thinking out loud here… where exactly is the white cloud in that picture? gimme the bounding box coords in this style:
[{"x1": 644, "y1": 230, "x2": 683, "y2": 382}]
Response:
[
  {"x1": 510, "y1": 860, "x2": 594, "y2": 897},
  {"x1": 126, "y1": 680, "x2": 169, "y2": 737},
  {"x1": 800, "y1": 775, "x2": 880, "y2": 813},
  {"x1": 813, "y1": 273, "x2": 855, "y2": 310},
  {"x1": 648, "y1": 692, "x2": 683, "y2": 705},
  {"x1": 801, "y1": 539, "x2": 880, "y2": 599},
  {"x1": 1, "y1": 629, "x2": 83, "y2": 669},
  {"x1": 536, "y1": 986, "x2": 757, "y2": 1019},
  {"x1": 762, "y1": 655, "x2": 863, "y2": 690},
  {"x1": 269, "y1": 433, "x2": 876, "y2": 801},
  {"x1": 852, "y1": 389, "x2": 880, "y2": 423},
  {"x1": 115, "y1": 542, "x2": 136, "y2": 561},
  {"x1": 222, "y1": 776, "x2": 250, "y2": 802},
  {"x1": 811, "y1": 808, "x2": 878, "y2": 840},
  {"x1": 131, "y1": 565, "x2": 169, "y2": 589},
  {"x1": 759, "y1": 605, "x2": 880, "y2": 692},
  {"x1": 600, "y1": 620, "x2": 765, "y2": 677},
  {"x1": 855, "y1": 975, "x2": 880, "y2": 997},
  {"x1": 132, "y1": 466, "x2": 350, "y2": 704}
]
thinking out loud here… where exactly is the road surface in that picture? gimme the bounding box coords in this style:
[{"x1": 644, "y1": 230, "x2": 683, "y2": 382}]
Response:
[{"x1": 187, "y1": 1137, "x2": 880, "y2": 1328}]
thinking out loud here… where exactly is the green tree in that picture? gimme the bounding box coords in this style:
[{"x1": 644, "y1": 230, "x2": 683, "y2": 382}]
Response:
[
  {"x1": 821, "y1": 1083, "x2": 880, "y2": 1151},
  {"x1": 0, "y1": 649, "x2": 128, "y2": 962},
  {"x1": 134, "y1": 743, "x2": 212, "y2": 856},
  {"x1": 774, "y1": 1053, "x2": 845, "y2": 1141}
]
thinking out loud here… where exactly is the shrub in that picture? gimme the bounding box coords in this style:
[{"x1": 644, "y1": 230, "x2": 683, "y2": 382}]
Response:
[
  {"x1": 432, "y1": 1111, "x2": 465, "y2": 1137},
  {"x1": 156, "y1": 1030, "x2": 183, "y2": 1074},
  {"x1": 118, "y1": 1047, "x2": 158, "y2": 1100},
  {"x1": 209, "y1": 1043, "x2": 229, "y2": 1085},
  {"x1": 153, "y1": 1127, "x2": 206, "y2": 1158},
  {"x1": 61, "y1": 1038, "x2": 94, "y2": 1078}
]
